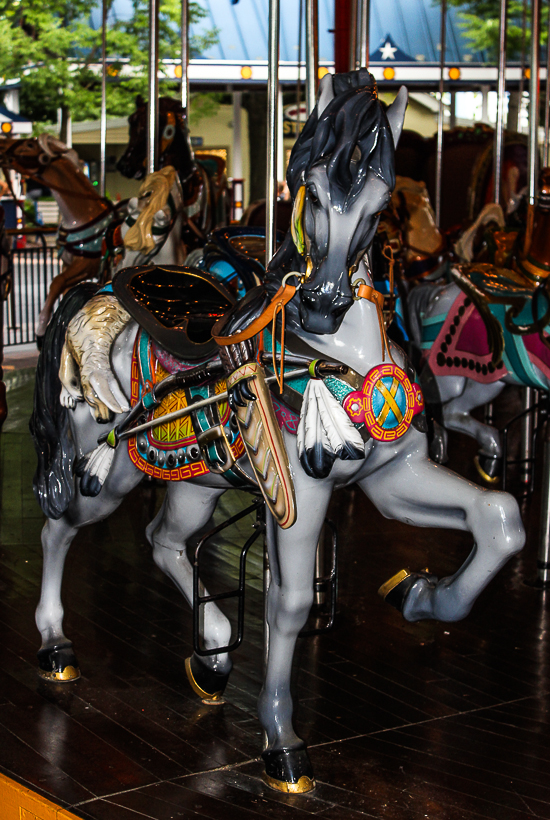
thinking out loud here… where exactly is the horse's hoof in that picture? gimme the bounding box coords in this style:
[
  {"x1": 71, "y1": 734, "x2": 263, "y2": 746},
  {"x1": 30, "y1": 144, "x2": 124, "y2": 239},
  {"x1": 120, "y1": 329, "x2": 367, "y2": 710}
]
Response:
[
  {"x1": 262, "y1": 744, "x2": 316, "y2": 793},
  {"x1": 37, "y1": 642, "x2": 80, "y2": 683},
  {"x1": 185, "y1": 654, "x2": 229, "y2": 704},
  {"x1": 474, "y1": 454, "x2": 501, "y2": 484},
  {"x1": 378, "y1": 568, "x2": 434, "y2": 613}
]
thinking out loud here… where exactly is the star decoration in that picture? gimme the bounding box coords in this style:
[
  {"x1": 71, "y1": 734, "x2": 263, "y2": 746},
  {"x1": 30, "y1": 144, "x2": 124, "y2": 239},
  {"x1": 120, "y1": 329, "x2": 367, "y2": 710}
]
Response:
[{"x1": 379, "y1": 41, "x2": 397, "y2": 60}]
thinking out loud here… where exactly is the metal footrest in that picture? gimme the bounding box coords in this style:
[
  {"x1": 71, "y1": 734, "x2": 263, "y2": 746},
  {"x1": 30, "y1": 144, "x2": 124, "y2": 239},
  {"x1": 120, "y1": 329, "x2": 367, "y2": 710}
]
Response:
[{"x1": 300, "y1": 519, "x2": 338, "y2": 638}]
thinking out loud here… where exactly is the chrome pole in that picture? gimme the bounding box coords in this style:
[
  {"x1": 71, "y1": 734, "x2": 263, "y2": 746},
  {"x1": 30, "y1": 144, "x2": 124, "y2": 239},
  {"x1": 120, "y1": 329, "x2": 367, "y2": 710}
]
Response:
[
  {"x1": 147, "y1": 0, "x2": 160, "y2": 175},
  {"x1": 100, "y1": 0, "x2": 107, "y2": 197},
  {"x1": 266, "y1": 0, "x2": 280, "y2": 262},
  {"x1": 180, "y1": 0, "x2": 189, "y2": 112},
  {"x1": 358, "y1": 0, "x2": 369, "y2": 68},
  {"x1": 435, "y1": 0, "x2": 447, "y2": 229},
  {"x1": 528, "y1": 0, "x2": 541, "y2": 206},
  {"x1": 494, "y1": 0, "x2": 507, "y2": 206},
  {"x1": 545, "y1": 2, "x2": 550, "y2": 165},
  {"x1": 305, "y1": 0, "x2": 318, "y2": 114},
  {"x1": 537, "y1": 419, "x2": 550, "y2": 586},
  {"x1": 522, "y1": 0, "x2": 541, "y2": 487},
  {"x1": 349, "y1": 0, "x2": 358, "y2": 72}
]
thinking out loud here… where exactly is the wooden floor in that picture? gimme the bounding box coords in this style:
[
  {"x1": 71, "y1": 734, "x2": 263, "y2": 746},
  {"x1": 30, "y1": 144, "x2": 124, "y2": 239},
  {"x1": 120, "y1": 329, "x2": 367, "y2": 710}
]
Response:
[{"x1": 1, "y1": 366, "x2": 549, "y2": 819}]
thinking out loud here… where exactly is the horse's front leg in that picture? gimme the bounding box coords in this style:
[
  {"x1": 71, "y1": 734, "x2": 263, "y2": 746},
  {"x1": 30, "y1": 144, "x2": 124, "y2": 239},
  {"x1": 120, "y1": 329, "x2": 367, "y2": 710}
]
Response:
[
  {"x1": 360, "y1": 431, "x2": 525, "y2": 622},
  {"x1": 258, "y1": 472, "x2": 334, "y2": 793},
  {"x1": 36, "y1": 257, "x2": 100, "y2": 339}
]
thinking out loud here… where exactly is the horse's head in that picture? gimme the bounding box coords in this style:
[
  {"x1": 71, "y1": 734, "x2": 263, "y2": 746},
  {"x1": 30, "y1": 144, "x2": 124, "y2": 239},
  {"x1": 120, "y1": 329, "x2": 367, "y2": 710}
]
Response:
[
  {"x1": 272, "y1": 70, "x2": 407, "y2": 334},
  {"x1": 117, "y1": 96, "x2": 193, "y2": 180}
]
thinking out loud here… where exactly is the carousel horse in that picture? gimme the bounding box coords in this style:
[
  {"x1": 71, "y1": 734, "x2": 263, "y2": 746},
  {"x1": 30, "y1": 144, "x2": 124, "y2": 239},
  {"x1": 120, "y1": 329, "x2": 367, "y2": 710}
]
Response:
[
  {"x1": 0, "y1": 135, "x2": 126, "y2": 341},
  {"x1": 31, "y1": 69, "x2": 525, "y2": 793},
  {"x1": 117, "y1": 96, "x2": 229, "y2": 251},
  {"x1": 408, "y1": 169, "x2": 550, "y2": 480},
  {"x1": 396, "y1": 125, "x2": 528, "y2": 232}
]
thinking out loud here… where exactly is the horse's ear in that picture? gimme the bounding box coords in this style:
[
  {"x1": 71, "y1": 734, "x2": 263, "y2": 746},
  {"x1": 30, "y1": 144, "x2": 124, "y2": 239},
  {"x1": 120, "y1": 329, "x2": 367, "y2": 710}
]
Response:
[
  {"x1": 317, "y1": 73, "x2": 335, "y2": 117},
  {"x1": 386, "y1": 86, "x2": 408, "y2": 148}
]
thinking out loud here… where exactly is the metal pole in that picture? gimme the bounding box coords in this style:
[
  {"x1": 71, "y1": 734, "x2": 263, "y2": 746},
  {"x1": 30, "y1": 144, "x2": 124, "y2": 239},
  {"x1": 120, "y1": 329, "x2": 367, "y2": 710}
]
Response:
[
  {"x1": 180, "y1": 0, "x2": 189, "y2": 112},
  {"x1": 100, "y1": 0, "x2": 107, "y2": 198},
  {"x1": 522, "y1": 0, "x2": 541, "y2": 487},
  {"x1": 493, "y1": 0, "x2": 507, "y2": 207},
  {"x1": 348, "y1": 0, "x2": 358, "y2": 72},
  {"x1": 358, "y1": 0, "x2": 369, "y2": 68},
  {"x1": 305, "y1": 0, "x2": 318, "y2": 114},
  {"x1": 297, "y1": 0, "x2": 303, "y2": 131},
  {"x1": 544, "y1": 2, "x2": 550, "y2": 165},
  {"x1": 435, "y1": 0, "x2": 447, "y2": 229},
  {"x1": 147, "y1": 0, "x2": 160, "y2": 175},
  {"x1": 266, "y1": 0, "x2": 280, "y2": 262},
  {"x1": 537, "y1": 419, "x2": 550, "y2": 586}
]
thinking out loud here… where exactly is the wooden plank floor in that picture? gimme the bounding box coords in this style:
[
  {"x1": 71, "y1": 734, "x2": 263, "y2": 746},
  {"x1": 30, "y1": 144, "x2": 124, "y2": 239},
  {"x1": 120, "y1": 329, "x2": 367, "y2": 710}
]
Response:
[{"x1": 1, "y1": 366, "x2": 549, "y2": 819}]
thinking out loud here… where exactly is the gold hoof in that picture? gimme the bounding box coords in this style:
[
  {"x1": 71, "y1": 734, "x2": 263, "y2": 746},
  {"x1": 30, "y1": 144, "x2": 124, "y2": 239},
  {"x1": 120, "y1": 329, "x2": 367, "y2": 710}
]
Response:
[
  {"x1": 38, "y1": 665, "x2": 81, "y2": 683},
  {"x1": 185, "y1": 657, "x2": 224, "y2": 705},
  {"x1": 262, "y1": 773, "x2": 316, "y2": 793},
  {"x1": 474, "y1": 455, "x2": 500, "y2": 485},
  {"x1": 378, "y1": 568, "x2": 410, "y2": 599}
]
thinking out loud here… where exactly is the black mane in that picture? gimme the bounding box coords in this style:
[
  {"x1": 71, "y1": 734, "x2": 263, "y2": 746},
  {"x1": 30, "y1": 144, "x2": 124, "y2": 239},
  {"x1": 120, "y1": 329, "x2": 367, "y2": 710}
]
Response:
[{"x1": 286, "y1": 69, "x2": 395, "y2": 211}]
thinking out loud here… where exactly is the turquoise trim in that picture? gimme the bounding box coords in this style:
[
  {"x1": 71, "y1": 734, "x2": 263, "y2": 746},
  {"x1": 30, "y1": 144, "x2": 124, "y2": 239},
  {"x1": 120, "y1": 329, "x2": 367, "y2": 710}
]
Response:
[
  {"x1": 489, "y1": 304, "x2": 547, "y2": 390},
  {"x1": 421, "y1": 321, "x2": 444, "y2": 343},
  {"x1": 97, "y1": 283, "x2": 114, "y2": 294}
]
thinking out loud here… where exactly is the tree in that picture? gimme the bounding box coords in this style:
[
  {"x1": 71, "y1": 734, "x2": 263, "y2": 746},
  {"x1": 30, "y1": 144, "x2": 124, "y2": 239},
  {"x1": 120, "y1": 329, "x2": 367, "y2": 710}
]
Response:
[
  {"x1": 0, "y1": 0, "x2": 218, "y2": 128},
  {"x1": 445, "y1": 0, "x2": 548, "y2": 62}
]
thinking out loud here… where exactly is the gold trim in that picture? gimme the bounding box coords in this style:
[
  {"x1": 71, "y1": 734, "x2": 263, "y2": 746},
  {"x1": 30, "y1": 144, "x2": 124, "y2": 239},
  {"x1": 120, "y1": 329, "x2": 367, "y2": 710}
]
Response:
[
  {"x1": 0, "y1": 770, "x2": 82, "y2": 819},
  {"x1": 517, "y1": 255, "x2": 550, "y2": 283},
  {"x1": 378, "y1": 569, "x2": 410, "y2": 599},
  {"x1": 474, "y1": 455, "x2": 500, "y2": 485},
  {"x1": 38, "y1": 665, "x2": 80, "y2": 683},
  {"x1": 185, "y1": 657, "x2": 223, "y2": 703},
  {"x1": 262, "y1": 773, "x2": 316, "y2": 793}
]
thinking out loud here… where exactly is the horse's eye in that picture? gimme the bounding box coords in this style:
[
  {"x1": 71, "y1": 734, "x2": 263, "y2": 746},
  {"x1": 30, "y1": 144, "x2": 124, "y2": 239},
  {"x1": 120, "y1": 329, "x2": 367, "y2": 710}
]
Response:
[{"x1": 308, "y1": 188, "x2": 319, "y2": 205}]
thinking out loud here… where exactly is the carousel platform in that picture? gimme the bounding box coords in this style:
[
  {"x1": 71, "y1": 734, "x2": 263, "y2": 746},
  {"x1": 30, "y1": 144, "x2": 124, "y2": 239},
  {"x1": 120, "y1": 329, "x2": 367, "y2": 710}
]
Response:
[{"x1": 0, "y1": 362, "x2": 549, "y2": 820}]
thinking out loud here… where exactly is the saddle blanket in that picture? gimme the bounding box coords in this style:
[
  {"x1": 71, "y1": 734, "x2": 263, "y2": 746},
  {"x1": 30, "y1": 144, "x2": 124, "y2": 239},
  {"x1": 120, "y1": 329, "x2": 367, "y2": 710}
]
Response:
[
  {"x1": 128, "y1": 331, "x2": 244, "y2": 481},
  {"x1": 423, "y1": 292, "x2": 550, "y2": 389}
]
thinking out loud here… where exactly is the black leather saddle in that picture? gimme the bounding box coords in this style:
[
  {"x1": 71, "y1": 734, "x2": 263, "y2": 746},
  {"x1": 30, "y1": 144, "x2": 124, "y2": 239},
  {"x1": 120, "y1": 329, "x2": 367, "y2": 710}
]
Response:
[{"x1": 112, "y1": 264, "x2": 235, "y2": 361}]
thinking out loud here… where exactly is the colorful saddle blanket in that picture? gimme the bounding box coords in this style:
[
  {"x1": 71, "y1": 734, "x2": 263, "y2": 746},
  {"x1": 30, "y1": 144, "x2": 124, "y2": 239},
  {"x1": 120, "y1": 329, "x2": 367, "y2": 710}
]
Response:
[
  {"x1": 128, "y1": 331, "x2": 244, "y2": 481},
  {"x1": 422, "y1": 289, "x2": 550, "y2": 389}
]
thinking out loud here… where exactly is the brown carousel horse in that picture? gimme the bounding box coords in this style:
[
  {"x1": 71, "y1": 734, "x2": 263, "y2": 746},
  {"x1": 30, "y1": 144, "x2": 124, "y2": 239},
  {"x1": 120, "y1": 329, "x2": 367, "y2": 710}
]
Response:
[
  {"x1": 396, "y1": 125, "x2": 528, "y2": 232},
  {"x1": 0, "y1": 136, "x2": 125, "y2": 341},
  {"x1": 117, "y1": 96, "x2": 229, "y2": 251}
]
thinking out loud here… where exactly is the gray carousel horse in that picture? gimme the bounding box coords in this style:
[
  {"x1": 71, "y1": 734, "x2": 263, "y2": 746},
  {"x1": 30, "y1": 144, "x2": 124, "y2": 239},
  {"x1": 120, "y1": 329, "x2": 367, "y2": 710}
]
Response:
[
  {"x1": 408, "y1": 169, "x2": 550, "y2": 480},
  {"x1": 30, "y1": 69, "x2": 525, "y2": 793}
]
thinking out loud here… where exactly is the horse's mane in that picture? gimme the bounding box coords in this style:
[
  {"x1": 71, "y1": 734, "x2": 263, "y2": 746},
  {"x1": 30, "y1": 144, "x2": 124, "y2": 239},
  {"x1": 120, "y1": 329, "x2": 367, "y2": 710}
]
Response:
[
  {"x1": 124, "y1": 165, "x2": 176, "y2": 254},
  {"x1": 286, "y1": 69, "x2": 395, "y2": 210}
]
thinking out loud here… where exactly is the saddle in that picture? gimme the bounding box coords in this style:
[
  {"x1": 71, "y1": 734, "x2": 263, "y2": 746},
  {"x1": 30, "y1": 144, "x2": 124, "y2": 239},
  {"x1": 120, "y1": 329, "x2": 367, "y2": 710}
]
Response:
[{"x1": 112, "y1": 264, "x2": 235, "y2": 361}]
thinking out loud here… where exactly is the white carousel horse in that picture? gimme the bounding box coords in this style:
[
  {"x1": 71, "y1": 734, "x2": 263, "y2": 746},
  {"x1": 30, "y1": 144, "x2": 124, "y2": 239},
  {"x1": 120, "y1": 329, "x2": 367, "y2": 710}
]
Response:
[{"x1": 30, "y1": 69, "x2": 525, "y2": 793}]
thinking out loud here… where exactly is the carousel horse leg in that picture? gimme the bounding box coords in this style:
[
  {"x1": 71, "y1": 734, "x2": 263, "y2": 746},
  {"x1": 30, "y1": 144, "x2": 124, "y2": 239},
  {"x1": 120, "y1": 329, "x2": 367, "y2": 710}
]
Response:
[
  {"x1": 258, "y1": 471, "x2": 334, "y2": 793},
  {"x1": 36, "y1": 257, "x2": 99, "y2": 340},
  {"x1": 439, "y1": 376, "x2": 505, "y2": 482},
  {"x1": 35, "y1": 450, "x2": 142, "y2": 682},
  {"x1": 368, "y1": 431, "x2": 525, "y2": 622},
  {"x1": 146, "y1": 480, "x2": 233, "y2": 702}
]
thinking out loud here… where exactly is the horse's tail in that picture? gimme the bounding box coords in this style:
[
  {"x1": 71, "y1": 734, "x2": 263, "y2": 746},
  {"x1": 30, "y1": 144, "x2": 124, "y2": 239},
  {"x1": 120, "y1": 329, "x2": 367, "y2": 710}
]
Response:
[{"x1": 30, "y1": 282, "x2": 98, "y2": 519}]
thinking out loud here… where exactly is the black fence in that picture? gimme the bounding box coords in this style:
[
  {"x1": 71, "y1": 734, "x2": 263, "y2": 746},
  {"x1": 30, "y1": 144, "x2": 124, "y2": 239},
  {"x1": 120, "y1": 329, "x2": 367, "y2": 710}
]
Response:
[{"x1": 3, "y1": 229, "x2": 61, "y2": 347}]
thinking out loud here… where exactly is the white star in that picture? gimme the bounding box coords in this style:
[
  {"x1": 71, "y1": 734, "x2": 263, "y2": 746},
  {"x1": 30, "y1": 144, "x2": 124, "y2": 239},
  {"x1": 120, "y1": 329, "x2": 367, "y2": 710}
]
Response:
[{"x1": 379, "y1": 41, "x2": 397, "y2": 60}]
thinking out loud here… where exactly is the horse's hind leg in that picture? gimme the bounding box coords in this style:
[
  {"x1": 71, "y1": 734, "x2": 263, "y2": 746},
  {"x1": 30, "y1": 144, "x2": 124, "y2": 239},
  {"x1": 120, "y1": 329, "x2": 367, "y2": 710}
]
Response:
[
  {"x1": 440, "y1": 376, "x2": 505, "y2": 481},
  {"x1": 360, "y1": 439, "x2": 525, "y2": 622},
  {"x1": 146, "y1": 480, "x2": 231, "y2": 702}
]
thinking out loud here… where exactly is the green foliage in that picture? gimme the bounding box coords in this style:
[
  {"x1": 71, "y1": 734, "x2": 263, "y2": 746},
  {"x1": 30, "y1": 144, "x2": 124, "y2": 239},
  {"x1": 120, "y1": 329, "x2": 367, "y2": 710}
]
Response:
[
  {"x1": 443, "y1": 0, "x2": 548, "y2": 61},
  {"x1": 0, "y1": 0, "x2": 218, "y2": 123}
]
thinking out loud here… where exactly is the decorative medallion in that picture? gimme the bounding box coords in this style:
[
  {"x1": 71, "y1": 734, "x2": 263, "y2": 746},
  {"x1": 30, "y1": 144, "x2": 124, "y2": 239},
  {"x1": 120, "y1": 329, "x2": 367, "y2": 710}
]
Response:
[{"x1": 343, "y1": 364, "x2": 423, "y2": 442}]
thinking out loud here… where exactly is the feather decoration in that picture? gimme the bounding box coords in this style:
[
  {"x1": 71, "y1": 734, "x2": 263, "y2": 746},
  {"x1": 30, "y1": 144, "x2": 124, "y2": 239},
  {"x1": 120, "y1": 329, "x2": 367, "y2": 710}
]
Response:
[
  {"x1": 297, "y1": 380, "x2": 364, "y2": 478},
  {"x1": 75, "y1": 442, "x2": 116, "y2": 497}
]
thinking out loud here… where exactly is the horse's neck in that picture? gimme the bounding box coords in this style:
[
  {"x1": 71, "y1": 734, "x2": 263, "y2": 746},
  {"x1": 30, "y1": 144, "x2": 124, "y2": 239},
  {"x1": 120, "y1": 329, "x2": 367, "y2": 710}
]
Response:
[{"x1": 39, "y1": 158, "x2": 107, "y2": 228}]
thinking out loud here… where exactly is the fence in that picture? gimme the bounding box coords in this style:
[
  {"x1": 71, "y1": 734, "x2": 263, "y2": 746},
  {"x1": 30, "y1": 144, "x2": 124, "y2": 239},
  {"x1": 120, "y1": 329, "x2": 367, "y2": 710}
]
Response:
[{"x1": 3, "y1": 228, "x2": 61, "y2": 347}]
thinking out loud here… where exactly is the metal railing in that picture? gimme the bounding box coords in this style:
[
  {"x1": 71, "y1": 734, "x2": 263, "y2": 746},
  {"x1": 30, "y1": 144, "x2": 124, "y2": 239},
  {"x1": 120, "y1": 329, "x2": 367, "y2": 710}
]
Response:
[{"x1": 4, "y1": 228, "x2": 60, "y2": 347}]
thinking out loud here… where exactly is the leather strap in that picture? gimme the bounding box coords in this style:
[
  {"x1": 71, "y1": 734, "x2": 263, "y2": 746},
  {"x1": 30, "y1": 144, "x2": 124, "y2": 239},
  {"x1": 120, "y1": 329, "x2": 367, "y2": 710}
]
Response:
[{"x1": 212, "y1": 282, "x2": 296, "y2": 345}]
